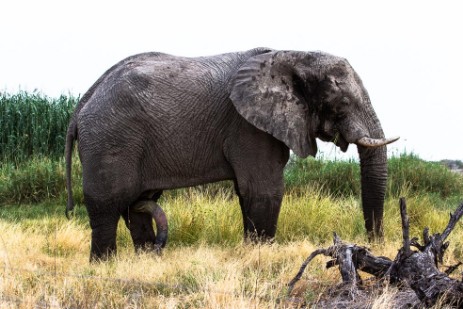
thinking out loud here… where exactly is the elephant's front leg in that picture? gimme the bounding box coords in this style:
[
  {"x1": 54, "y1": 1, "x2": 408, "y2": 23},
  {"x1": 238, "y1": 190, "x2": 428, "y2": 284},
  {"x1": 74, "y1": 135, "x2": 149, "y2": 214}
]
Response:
[
  {"x1": 239, "y1": 194, "x2": 284, "y2": 242},
  {"x1": 230, "y1": 138, "x2": 288, "y2": 242}
]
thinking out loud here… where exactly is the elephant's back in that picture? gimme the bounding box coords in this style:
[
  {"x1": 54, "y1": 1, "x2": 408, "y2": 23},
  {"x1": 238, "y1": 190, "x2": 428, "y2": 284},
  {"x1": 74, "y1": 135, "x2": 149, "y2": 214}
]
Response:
[
  {"x1": 77, "y1": 48, "x2": 273, "y2": 115},
  {"x1": 75, "y1": 48, "x2": 273, "y2": 189},
  {"x1": 76, "y1": 51, "x2": 239, "y2": 160}
]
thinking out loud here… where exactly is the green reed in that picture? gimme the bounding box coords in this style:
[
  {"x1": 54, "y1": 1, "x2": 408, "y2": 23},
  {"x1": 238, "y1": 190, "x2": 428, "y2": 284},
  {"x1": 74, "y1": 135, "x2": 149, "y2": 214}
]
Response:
[{"x1": 0, "y1": 91, "x2": 77, "y2": 164}]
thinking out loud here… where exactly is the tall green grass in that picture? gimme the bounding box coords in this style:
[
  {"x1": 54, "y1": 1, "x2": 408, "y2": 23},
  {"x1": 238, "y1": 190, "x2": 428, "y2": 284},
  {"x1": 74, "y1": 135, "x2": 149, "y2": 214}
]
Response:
[
  {"x1": 285, "y1": 154, "x2": 463, "y2": 201},
  {"x1": 0, "y1": 91, "x2": 77, "y2": 164},
  {"x1": 387, "y1": 153, "x2": 463, "y2": 199},
  {"x1": 284, "y1": 156, "x2": 360, "y2": 197}
]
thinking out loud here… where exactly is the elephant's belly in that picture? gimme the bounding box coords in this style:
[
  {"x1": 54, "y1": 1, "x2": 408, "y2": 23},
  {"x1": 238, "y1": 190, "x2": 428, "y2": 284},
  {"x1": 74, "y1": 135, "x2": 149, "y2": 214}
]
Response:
[
  {"x1": 141, "y1": 154, "x2": 235, "y2": 190},
  {"x1": 144, "y1": 169, "x2": 235, "y2": 191}
]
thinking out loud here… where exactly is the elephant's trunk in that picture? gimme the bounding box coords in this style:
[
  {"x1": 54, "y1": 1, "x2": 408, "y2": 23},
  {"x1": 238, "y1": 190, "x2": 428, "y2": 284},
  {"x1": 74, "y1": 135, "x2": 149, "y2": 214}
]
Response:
[
  {"x1": 358, "y1": 145, "x2": 387, "y2": 239},
  {"x1": 357, "y1": 94, "x2": 388, "y2": 240}
]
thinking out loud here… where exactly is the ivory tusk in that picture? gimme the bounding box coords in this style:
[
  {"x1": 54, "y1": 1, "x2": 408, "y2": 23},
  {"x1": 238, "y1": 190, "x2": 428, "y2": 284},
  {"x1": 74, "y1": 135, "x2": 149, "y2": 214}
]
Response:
[{"x1": 356, "y1": 136, "x2": 400, "y2": 148}]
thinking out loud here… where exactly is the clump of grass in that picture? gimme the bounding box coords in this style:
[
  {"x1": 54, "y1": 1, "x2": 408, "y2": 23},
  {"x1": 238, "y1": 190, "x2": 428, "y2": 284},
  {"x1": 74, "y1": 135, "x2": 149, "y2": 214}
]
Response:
[
  {"x1": 0, "y1": 157, "x2": 64, "y2": 204},
  {"x1": 383, "y1": 193, "x2": 457, "y2": 242},
  {"x1": 161, "y1": 188, "x2": 242, "y2": 245},
  {"x1": 278, "y1": 187, "x2": 365, "y2": 243}
]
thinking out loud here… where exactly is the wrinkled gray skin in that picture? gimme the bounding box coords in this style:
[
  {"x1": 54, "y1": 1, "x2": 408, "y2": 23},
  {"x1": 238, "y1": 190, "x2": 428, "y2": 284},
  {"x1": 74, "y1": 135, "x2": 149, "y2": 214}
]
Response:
[{"x1": 65, "y1": 48, "x2": 397, "y2": 261}]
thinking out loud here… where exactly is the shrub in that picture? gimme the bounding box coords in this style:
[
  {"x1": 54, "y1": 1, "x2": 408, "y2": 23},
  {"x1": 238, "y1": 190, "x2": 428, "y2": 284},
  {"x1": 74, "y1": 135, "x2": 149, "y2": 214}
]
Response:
[
  {"x1": 284, "y1": 156, "x2": 360, "y2": 197},
  {"x1": 388, "y1": 153, "x2": 463, "y2": 199},
  {"x1": 0, "y1": 155, "x2": 83, "y2": 205}
]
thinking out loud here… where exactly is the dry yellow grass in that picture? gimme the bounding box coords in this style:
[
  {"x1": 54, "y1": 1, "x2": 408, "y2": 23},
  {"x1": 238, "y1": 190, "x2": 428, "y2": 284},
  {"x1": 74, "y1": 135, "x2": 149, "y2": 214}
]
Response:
[
  {"x1": 0, "y1": 219, "x2": 320, "y2": 308},
  {"x1": 0, "y1": 191, "x2": 462, "y2": 308}
]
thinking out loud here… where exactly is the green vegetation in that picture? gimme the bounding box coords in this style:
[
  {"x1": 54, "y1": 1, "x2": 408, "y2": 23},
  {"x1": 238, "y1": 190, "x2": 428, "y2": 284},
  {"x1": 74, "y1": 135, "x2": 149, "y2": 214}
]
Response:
[
  {"x1": 285, "y1": 153, "x2": 463, "y2": 204},
  {"x1": 2, "y1": 152, "x2": 462, "y2": 206},
  {"x1": 0, "y1": 91, "x2": 77, "y2": 163},
  {"x1": 388, "y1": 154, "x2": 463, "y2": 200}
]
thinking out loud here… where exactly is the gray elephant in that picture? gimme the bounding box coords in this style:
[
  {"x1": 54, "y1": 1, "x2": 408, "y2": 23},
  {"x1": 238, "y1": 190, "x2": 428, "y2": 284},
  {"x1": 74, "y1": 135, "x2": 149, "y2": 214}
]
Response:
[{"x1": 65, "y1": 48, "x2": 398, "y2": 261}]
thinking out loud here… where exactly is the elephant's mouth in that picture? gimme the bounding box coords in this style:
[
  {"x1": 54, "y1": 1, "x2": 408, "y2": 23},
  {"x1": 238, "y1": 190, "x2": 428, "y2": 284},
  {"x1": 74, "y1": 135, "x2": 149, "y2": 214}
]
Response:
[
  {"x1": 316, "y1": 130, "x2": 350, "y2": 152},
  {"x1": 334, "y1": 132, "x2": 349, "y2": 152},
  {"x1": 332, "y1": 130, "x2": 399, "y2": 152}
]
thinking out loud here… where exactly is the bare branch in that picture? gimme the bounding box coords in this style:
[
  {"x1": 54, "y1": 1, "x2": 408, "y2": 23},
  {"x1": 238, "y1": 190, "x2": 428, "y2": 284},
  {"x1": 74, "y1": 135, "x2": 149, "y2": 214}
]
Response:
[
  {"x1": 445, "y1": 262, "x2": 462, "y2": 276},
  {"x1": 287, "y1": 200, "x2": 463, "y2": 308},
  {"x1": 400, "y1": 197, "x2": 411, "y2": 256},
  {"x1": 440, "y1": 203, "x2": 463, "y2": 242},
  {"x1": 287, "y1": 248, "x2": 329, "y2": 293}
]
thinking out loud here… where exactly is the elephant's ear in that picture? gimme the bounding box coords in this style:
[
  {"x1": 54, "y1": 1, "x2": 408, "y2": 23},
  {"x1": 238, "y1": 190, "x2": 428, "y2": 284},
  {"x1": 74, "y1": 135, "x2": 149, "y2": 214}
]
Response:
[{"x1": 230, "y1": 51, "x2": 317, "y2": 158}]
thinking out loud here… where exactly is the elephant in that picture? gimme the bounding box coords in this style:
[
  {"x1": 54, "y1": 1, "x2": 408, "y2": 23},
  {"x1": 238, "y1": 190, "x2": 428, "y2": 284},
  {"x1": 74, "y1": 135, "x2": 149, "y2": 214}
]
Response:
[{"x1": 65, "y1": 48, "x2": 398, "y2": 261}]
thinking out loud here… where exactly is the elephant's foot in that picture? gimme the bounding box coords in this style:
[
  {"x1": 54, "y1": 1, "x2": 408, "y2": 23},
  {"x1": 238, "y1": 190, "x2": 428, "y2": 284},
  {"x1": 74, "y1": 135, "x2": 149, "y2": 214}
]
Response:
[
  {"x1": 240, "y1": 195, "x2": 282, "y2": 243},
  {"x1": 89, "y1": 218, "x2": 119, "y2": 262}
]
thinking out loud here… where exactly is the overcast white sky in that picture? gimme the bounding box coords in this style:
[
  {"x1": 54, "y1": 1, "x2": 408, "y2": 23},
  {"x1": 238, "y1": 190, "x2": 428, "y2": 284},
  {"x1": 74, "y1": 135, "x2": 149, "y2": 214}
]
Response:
[{"x1": 1, "y1": 0, "x2": 462, "y2": 161}]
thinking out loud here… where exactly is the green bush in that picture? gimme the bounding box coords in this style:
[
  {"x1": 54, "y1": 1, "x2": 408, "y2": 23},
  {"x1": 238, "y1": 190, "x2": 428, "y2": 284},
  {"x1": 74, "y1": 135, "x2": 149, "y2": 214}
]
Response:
[
  {"x1": 0, "y1": 155, "x2": 84, "y2": 205},
  {"x1": 388, "y1": 153, "x2": 463, "y2": 199}
]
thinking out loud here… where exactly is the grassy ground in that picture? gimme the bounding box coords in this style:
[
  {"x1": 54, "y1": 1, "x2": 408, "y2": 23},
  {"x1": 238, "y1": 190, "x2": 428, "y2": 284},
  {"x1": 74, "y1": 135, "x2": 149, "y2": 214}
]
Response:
[{"x1": 1, "y1": 190, "x2": 462, "y2": 308}]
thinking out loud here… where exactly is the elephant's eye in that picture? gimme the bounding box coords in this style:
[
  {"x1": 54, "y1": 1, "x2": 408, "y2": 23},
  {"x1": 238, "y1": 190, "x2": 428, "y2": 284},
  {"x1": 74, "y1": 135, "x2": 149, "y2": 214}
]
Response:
[{"x1": 341, "y1": 97, "x2": 350, "y2": 106}]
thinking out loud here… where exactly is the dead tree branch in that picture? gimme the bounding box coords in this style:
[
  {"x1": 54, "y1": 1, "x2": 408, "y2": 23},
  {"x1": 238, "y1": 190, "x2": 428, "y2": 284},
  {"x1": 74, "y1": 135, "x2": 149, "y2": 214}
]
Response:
[{"x1": 288, "y1": 200, "x2": 463, "y2": 307}]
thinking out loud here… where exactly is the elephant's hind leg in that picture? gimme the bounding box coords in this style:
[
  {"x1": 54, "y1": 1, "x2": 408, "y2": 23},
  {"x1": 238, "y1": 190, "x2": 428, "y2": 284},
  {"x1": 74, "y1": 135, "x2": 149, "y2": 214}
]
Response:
[
  {"x1": 123, "y1": 209, "x2": 156, "y2": 251},
  {"x1": 85, "y1": 196, "x2": 121, "y2": 262}
]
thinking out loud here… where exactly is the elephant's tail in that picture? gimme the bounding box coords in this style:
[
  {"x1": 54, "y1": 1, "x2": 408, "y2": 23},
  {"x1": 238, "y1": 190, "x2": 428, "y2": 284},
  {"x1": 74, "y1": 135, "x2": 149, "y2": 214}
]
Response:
[{"x1": 65, "y1": 118, "x2": 77, "y2": 219}]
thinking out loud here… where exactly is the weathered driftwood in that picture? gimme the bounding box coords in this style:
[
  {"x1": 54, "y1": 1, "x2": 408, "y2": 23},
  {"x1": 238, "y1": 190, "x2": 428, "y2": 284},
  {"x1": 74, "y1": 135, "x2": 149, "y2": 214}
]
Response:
[{"x1": 288, "y1": 198, "x2": 463, "y2": 307}]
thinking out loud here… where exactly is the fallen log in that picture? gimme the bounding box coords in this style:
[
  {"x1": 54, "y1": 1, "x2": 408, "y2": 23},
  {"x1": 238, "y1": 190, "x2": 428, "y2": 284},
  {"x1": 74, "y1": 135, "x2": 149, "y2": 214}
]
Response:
[{"x1": 288, "y1": 198, "x2": 463, "y2": 307}]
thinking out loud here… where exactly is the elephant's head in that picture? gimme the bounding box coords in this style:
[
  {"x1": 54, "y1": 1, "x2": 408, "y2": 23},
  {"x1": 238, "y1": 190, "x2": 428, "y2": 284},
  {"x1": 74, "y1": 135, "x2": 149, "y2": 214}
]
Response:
[{"x1": 230, "y1": 50, "x2": 398, "y2": 239}]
